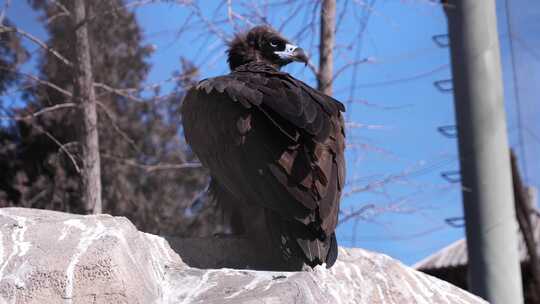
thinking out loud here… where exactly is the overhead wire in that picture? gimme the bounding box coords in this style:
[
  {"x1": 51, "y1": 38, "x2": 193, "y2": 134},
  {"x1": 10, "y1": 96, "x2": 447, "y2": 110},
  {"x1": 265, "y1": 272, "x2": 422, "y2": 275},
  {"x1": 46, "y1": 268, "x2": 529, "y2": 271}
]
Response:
[{"x1": 505, "y1": 0, "x2": 529, "y2": 183}]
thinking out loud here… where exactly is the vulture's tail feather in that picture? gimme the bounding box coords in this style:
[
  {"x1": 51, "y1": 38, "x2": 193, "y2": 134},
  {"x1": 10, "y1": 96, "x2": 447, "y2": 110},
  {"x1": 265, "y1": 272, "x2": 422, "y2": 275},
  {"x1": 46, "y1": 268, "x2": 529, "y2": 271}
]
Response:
[
  {"x1": 266, "y1": 210, "x2": 337, "y2": 268},
  {"x1": 325, "y1": 233, "x2": 338, "y2": 268}
]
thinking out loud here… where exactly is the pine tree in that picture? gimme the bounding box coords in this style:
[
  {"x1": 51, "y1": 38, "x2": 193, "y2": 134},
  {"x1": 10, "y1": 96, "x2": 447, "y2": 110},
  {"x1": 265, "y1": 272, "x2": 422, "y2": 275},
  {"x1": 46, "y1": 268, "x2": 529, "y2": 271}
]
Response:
[
  {"x1": 0, "y1": 1, "x2": 212, "y2": 236},
  {"x1": 0, "y1": 18, "x2": 29, "y2": 204}
]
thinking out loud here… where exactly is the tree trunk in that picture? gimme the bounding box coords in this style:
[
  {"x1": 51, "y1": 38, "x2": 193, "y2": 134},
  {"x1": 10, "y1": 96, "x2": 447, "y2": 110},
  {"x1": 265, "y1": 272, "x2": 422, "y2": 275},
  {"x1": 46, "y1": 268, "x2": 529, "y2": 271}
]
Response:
[
  {"x1": 510, "y1": 150, "x2": 540, "y2": 303},
  {"x1": 72, "y1": 0, "x2": 102, "y2": 214},
  {"x1": 318, "y1": 0, "x2": 335, "y2": 95}
]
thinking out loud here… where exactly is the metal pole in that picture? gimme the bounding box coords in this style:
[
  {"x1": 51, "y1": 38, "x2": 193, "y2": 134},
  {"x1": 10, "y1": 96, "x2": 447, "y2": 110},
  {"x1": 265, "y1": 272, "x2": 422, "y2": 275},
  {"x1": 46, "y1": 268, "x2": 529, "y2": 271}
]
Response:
[{"x1": 445, "y1": 1, "x2": 524, "y2": 303}]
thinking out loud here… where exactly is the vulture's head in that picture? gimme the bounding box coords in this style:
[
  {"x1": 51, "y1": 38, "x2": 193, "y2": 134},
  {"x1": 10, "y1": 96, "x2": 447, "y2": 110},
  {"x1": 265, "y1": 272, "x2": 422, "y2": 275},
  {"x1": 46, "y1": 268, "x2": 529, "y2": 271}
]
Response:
[{"x1": 227, "y1": 25, "x2": 308, "y2": 71}]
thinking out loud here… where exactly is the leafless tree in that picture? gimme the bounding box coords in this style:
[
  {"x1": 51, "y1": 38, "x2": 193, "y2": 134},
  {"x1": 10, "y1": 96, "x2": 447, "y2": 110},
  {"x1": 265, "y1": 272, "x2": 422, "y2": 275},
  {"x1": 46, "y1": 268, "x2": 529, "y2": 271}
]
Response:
[
  {"x1": 511, "y1": 150, "x2": 540, "y2": 303},
  {"x1": 0, "y1": 1, "x2": 207, "y2": 236},
  {"x1": 318, "y1": 0, "x2": 335, "y2": 95},
  {"x1": 72, "y1": 0, "x2": 102, "y2": 214}
]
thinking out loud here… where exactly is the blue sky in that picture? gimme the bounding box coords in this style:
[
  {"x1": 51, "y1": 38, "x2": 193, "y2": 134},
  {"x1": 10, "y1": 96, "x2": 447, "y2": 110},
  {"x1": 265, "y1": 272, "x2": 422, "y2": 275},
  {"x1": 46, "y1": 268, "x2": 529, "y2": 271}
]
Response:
[
  {"x1": 133, "y1": 0, "x2": 463, "y2": 265},
  {"x1": 5, "y1": 0, "x2": 539, "y2": 266}
]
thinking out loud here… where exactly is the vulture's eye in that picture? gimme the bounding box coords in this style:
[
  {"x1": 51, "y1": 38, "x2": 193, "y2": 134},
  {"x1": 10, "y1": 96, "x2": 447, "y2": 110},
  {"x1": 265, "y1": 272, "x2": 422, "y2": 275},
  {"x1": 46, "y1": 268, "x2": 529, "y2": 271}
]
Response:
[{"x1": 269, "y1": 40, "x2": 280, "y2": 48}]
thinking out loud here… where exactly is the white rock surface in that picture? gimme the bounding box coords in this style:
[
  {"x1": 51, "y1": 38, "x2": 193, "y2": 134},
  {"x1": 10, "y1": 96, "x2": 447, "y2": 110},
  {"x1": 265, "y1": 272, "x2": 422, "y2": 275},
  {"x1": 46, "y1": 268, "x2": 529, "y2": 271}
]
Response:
[{"x1": 0, "y1": 207, "x2": 486, "y2": 303}]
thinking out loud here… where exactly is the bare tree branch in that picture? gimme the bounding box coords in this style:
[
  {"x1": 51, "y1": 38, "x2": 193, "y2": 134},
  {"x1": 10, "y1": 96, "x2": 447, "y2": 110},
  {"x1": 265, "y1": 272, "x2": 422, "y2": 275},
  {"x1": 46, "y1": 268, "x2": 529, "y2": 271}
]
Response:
[
  {"x1": 45, "y1": 0, "x2": 71, "y2": 24},
  {"x1": 0, "y1": 66, "x2": 74, "y2": 97},
  {"x1": 342, "y1": 64, "x2": 449, "y2": 91},
  {"x1": 226, "y1": 0, "x2": 238, "y2": 31},
  {"x1": 277, "y1": 1, "x2": 305, "y2": 32},
  {"x1": 84, "y1": 0, "x2": 190, "y2": 27},
  {"x1": 94, "y1": 82, "x2": 145, "y2": 103},
  {"x1": 33, "y1": 124, "x2": 81, "y2": 174},
  {"x1": 332, "y1": 58, "x2": 373, "y2": 82},
  {"x1": 0, "y1": 67, "x2": 144, "y2": 155},
  {"x1": 0, "y1": 25, "x2": 72, "y2": 67},
  {"x1": 189, "y1": 2, "x2": 231, "y2": 42},
  {"x1": 305, "y1": 60, "x2": 319, "y2": 78},
  {"x1": 94, "y1": 70, "x2": 197, "y2": 99},
  {"x1": 0, "y1": 0, "x2": 11, "y2": 25},
  {"x1": 0, "y1": 103, "x2": 77, "y2": 121},
  {"x1": 49, "y1": 0, "x2": 71, "y2": 15},
  {"x1": 101, "y1": 153, "x2": 202, "y2": 172},
  {"x1": 340, "y1": 198, "x2": 420, "y2": 227},
  {"x1": 339, "y1": 204, "x2": 376, "y2": 224},
  {"x1": 349, "y1": 98, "x2": 412, "y2": 110},
  {"x1": 345, "y1": 121, "x2": 387, "y2": 130},
  {"x1": 344, "y1": 173, "x2": 406, "y2": 198},
  {"x1": 96, "y1": 101, "x2": 140, "y2": 153},
  {"x1": 46, "y1": 12, "x2": 70, "y2": 24}
]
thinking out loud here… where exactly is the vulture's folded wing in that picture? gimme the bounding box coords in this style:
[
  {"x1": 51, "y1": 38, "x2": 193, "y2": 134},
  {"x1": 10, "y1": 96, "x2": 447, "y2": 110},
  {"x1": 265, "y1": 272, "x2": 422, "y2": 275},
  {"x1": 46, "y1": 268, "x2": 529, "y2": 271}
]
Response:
[{"x1": 181, "y1": 67, "x2": 346, "y2": 266}]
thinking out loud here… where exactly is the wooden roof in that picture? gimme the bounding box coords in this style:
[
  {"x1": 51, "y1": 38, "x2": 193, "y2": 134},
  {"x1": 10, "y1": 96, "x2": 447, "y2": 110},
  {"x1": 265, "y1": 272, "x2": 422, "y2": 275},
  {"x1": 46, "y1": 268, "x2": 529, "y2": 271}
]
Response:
[{"x1": 414, "y1": 212, "x2": 540, "y2": 271}]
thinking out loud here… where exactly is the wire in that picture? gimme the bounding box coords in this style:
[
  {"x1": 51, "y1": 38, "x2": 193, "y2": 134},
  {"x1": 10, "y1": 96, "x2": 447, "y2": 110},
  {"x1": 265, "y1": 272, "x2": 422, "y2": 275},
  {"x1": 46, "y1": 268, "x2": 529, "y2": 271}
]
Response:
[{"x1": 505, "y1": 0, "x2": 530, "y2": 183}]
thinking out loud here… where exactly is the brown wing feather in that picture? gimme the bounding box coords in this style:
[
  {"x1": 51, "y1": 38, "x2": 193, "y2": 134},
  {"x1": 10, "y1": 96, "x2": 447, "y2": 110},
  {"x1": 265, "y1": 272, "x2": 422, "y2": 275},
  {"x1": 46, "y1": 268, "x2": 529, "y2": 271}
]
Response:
[{"x1": 181, "y1": 63, "x2": 346, "y2": 267}]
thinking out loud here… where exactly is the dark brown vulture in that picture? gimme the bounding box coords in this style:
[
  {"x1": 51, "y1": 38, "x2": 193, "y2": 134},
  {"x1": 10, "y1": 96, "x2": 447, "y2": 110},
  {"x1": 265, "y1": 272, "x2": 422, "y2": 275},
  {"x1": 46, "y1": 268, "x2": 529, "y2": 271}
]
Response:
[{"x1": 181, "y1": 26, "x2": 346, "y2": 269}]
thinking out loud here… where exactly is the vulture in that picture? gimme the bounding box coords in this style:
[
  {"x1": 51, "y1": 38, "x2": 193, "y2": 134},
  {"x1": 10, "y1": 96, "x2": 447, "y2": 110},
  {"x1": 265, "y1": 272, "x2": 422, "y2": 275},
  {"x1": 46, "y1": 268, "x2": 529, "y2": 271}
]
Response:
[{"x1": 181, "y1": 26, "x2": 346, "y2": 269}]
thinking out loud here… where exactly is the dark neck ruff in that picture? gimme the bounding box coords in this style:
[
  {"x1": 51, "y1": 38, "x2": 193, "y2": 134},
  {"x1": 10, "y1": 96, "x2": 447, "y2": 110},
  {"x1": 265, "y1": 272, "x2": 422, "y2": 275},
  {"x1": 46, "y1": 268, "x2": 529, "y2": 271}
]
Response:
[{"x1": 233, "y1": 61, "x2": 281, "y2": 73}]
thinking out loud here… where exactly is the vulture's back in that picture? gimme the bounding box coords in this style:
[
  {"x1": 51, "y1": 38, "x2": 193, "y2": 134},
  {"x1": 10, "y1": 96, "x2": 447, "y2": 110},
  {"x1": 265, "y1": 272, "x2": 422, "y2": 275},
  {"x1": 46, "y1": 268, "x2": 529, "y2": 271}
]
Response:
[{"x1": 181, "y1": 63, "x2": 345, "y2": 268}]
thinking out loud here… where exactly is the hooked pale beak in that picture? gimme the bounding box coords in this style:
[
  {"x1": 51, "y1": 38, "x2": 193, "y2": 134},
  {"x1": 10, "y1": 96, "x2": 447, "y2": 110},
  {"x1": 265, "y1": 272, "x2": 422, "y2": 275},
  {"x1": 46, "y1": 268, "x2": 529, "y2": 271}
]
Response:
[
  {"x1": 292, "y1": 47, "x2": 308, "y2": 65},
  {"x1": 275, "y1": 44, "x2": 309, "y2": 65}
]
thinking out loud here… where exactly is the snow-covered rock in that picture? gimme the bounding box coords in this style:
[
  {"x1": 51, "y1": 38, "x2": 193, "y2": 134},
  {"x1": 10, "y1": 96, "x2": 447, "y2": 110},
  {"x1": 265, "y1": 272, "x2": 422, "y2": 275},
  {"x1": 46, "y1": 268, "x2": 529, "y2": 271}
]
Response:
[{"x1": 0, "y1": 207, "x2": 486, "y2": 303}]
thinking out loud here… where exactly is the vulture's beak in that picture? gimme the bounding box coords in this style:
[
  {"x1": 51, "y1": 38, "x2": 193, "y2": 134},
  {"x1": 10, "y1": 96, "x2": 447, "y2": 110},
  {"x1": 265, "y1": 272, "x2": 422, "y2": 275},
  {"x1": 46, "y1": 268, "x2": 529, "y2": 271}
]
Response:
[
  {"x1": 292, "y1": 47, "x2": 308, "y2": 65},
  {"x1": 275, "y1": 44, "x2": 309, "y2": 65}
]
